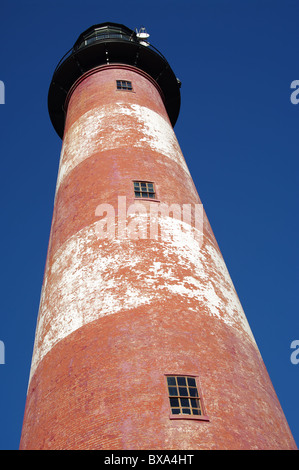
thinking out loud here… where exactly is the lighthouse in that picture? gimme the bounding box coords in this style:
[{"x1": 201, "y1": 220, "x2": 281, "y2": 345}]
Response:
[{"x1": 20, "y1": 22, "x2": 296, "y2": 450}]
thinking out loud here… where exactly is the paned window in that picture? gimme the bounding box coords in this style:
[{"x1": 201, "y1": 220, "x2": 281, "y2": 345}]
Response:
[
  {"x1": 116, "y1": 80, "x2": 133, "y2": 91},
  {"x1": 166, "y1": 375, "x2": 202, "y2": 416},
  {"x1": 134, "y1": 181, "x2": 156, "y2": 199}
]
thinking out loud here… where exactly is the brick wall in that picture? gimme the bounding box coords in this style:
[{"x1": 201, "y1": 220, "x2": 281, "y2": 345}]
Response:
[{"x1": 20, "y1": 65, "x2": 297, "y2": 450}]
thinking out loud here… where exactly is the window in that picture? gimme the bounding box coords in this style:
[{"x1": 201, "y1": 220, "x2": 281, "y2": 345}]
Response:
[
  {"x1": 116, "y1": 80, "x2": 133, "y2": 91},
  {"x1": 166, "y1": 375, "x2": 203, "y2": 416},
  {"x1": 134, "y1": 181, "x2": 156, "y2": 199}
]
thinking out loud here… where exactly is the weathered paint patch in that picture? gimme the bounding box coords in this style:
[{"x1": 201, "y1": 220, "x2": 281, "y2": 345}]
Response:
[
  {"x1": 29, "y1": 215, "x2": 257, "y2": 384},
  {"x1": 56, "y1": 103, "x2": 190, "y2": 192}
]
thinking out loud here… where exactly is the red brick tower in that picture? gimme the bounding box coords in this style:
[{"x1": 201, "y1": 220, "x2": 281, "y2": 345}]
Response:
[{"x1": 20, "y1": 23, "x2": 296, "y2": 450}]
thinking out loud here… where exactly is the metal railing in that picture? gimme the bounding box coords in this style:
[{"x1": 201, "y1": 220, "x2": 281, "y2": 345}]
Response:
[{"x1": 53, "y1": 33, "x2": 169, "y2": 76}]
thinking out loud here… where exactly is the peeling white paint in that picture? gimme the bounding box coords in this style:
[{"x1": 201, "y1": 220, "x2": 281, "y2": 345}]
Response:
[
  {"x1": 29, "y1": 215, "x2": 257, "y2": 384},
  {"x1": 56, "y1": 103, "x2": 190, "y2": 192}
]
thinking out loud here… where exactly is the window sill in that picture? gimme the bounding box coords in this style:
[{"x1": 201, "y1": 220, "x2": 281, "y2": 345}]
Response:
[
  {"x1": 134, "y1": 198, "x2": 160, "y2": 203},
  {"x1": 169, "y1": 414, "x2": 210, "y2": 422},
  {"x1": 116, "y1": 89, "x2": 135, "y2": 93}
]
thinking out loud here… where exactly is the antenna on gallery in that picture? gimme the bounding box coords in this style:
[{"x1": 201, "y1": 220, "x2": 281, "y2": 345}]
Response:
[{"x1": 136, "y1": 26, "x2": 150, "y2": 46}]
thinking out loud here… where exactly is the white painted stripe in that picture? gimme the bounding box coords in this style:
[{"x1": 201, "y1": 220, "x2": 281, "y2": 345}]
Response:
[
  {"x1": 55, "y1": 103, "x2": 190, "y2": 193},
  {"x1": 28, "y1": 215, "x2": 257, "y2": 385}
]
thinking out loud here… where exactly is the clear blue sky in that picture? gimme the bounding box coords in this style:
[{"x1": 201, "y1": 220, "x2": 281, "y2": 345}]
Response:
[{"x1": 0, "y1": 0, "x2": 298, "y2": 450}]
